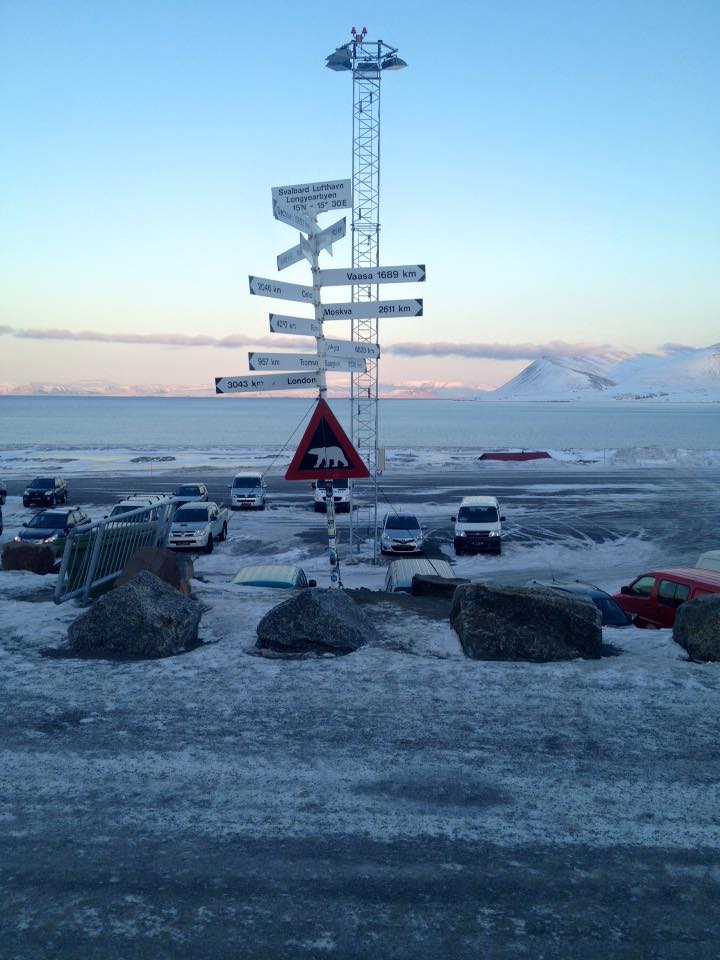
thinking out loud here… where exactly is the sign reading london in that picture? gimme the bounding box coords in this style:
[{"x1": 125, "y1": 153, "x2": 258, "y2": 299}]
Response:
[
  {"x1": 272, "y1": 180, "x2": 351, "y2": 215},
  {"x1": 215, "y1": 373, "x2": 319, "y2": 394}
]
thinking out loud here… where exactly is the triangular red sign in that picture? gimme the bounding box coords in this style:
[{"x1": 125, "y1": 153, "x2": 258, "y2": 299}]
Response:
[{"x1": 285, "y1": 399, "x2": 370, "y2": 481}]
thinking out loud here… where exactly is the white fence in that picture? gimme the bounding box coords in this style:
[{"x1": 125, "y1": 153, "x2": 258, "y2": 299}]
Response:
[{"x1": 54, "y1": 498, "x2": 177, "y2": 605}]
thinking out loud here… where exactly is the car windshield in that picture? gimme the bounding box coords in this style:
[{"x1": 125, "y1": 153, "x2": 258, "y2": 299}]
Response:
[
  {"x1": 315, "y1": 479, "x2": 349, "y2": 490},
  {"x1": 233, "y1": 478, "x2": 260, "y2": 488},
  {"x1": 593, "y1": 595, "x2": 632, "y2": 626},
  {"x1": 175, "y1": 508, "x2": 209, "y2": 523},
  {"x1": 386, "y1": 515, "x2": 420, "y2": 531},
  {"x1": 28, "y1": 512, "x2": 67, "y2": 528},
  {"x1": 30, "y1": 478, "x2": 54, "y2": 489},
  {"x1": 176, "y1": 485, "x2": 202, "y2": 496},
  {"x1": 458, "y1": 505, "x2": 498, "y2": 523},
  {"x1": 109, "y1": 505, "x2": 148, "y2": 518}
]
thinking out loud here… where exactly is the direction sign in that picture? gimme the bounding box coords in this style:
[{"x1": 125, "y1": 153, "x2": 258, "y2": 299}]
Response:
[
  {"x1": 272, "y1": 179, "x2": 351, "y2": 215},
  {"x1": 319, "y1": 264, "x2": 426, "y2": 286},
  {"x1": 269, "y1": 314, "x2": 321, "y2": 337},
  {"x1": 276, "y1": 241, "x2": 304, "y2": 272},
  {"x1": 215, "y1": 373, "x2": 319, "y2": 394},
  {"x1": 249, "y1": 275, "x2": 314, "y2": 304},
  {"x1": 285, "y1": 399, "x2": 369, "y2": 481},
  {"x1": 321, "y1": 299, "x2": 423, "y2": 321},
  {"x1": 248, "y1": 352, "x2": 366, "y2": 373},
  {"x1": 314, "y1": 216, "x2": 346, "y2": 251},
  {"x1": 272, "y1": 200, "x2": 314, "y2": 235},
  {"x1": 248, "y1": 352, "x2": 322, "y2": 372},
  {"x1": 319, "y1": 338, "x2": 380, "y2": 360}
]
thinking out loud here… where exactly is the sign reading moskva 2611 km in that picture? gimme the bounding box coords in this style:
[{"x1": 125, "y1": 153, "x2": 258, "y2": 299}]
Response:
[
  {"x1": 215, "y1": 373, "x2": 319, "y2": 394},
  {"x1": 249, "y1": 276, "x2": 314, "y2": 304},
  {"x1": 321, "y1": 299, "x2": 423, "y2": 321},
  {"x1": 272, "y1": 179, "x2": 351, "y2": 215},
  {"x1": 318, "y1": 264, "x2": 426, "y2": 286}
]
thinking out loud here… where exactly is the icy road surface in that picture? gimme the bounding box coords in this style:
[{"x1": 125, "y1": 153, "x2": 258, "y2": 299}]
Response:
[{"x1": 1, "y1": 465, "x2": 720, "y2": 958}]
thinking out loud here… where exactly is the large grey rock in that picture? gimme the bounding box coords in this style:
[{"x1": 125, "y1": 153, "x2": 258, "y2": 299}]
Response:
[
  {"x1": 411, "y1": 574, "x2": 469, "y2": 599},
  {"x1": 115, "y1": 546, "x2": 194, "y2": 595},
  {"x1": 2, "y1": 541, "x2": 57, "y2": 575},
  {"x1": 256, "y1": 588, "x2": 377, "y2": 656},
  {"x1": 450, "y1": 582, "x2": 602, "y2": 661},
  {"x1": 673, "y1": 595, "x2": 720, "y2": 661},
  {"x1": 68, "y1": 570, "x2": 201, "y2": 658}
]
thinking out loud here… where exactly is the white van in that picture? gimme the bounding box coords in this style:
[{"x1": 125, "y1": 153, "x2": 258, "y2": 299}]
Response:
[
  {"x1": 230, "y1": 473, "x2": 267, "y2": 511},
  {"x1": 313, "y1": 478, "x2": 351, "y2": 513},
  {"x1": 697, "y1": 550, "x2": 720, "y2": 573},
  {"x1": 452, "y1": 495, "x2": 505, "y2": 555}
]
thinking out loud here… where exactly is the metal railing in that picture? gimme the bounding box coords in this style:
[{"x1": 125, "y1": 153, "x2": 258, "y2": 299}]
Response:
[{"x1": 54, "y1": 497, "x2": 177, "y2": 605}]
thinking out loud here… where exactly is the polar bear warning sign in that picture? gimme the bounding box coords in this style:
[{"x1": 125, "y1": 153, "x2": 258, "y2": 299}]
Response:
[{"x1": 285, "y1": 399, "x2": 370, "y2": 481}]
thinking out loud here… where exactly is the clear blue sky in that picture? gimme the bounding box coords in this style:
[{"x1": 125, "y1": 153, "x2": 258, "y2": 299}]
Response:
[{"x1": 1, "y1": 0, "x2": 718, "y2": 393}]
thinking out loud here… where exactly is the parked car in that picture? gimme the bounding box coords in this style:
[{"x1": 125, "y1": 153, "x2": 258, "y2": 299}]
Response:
[
  {"x1": 613, "y1": 567, "x2": 720, "y2": 629},
  {"x1": 23, "y1": 476, "x2": 68, "y2": 507},
  {"x1": 14, "y1": 507, "x2": 91, "y2": 556},
  {"x1": 384, "y1": 557, "x2": 456, "y2": 593},
  {"x1": 167, "y1": 502, "x2": 228, "y2": 553},
  {"x1": 527, "y1": 579, "x2": 633, "y2": 627},
  {"x1": 173, "y1": 483, "x2": 209, "y2": 505},
  {"x1": 313, "y1": 478, "x2": 351, "y2": 513},
  {"x1": 452, "y1": 496, "x2": 505, "y2": 555},
  {"x1": 380, "y1": 513, "x2": 425, "y2": 555},
  {"x1": 697, "y1": 550, "x2": 720, "y2": 573},
  {"x1": 0, "y1": 505, "x2": 3, "y2": 536},
  {"x1": 0, "y1": 479, "x2": 6, "y2": 505},
  {"x1": 230, "y1": 473, "x2": 267, "y2": 510},
  {"x1": 232, "y1": 564, "x2": 316, "y2": 588}
]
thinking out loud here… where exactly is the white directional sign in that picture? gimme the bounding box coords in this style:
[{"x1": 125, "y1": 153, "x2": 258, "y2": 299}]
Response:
[
  {"x1": 249, "y1": 275, "x2": 314, "y2": 304},
  {"x1": 319, "y1": 264, "x2": 426, "y2": 287},
  {"x1": 215, "y1": 373, "x2": 319, "y2": 394},
  {"x1": 248, "y1": 352, "x2": 367, "y2": 374},
  {"x1": 249, "y1": 353, "x2": 323, "y2": 372},
  {"x1": 272, "y1": 201, "x2": 314, "y2": 235},
  {"x1": 315, "y1": 216, "x2": 346, "y2": 251},
  {"x1": 272, "y1": 179, "x2": 351, "y2": 215},
  {"x1": 276, "y1": 241, "x2": 305, "y2": 272},
  {"x1": 319, "y1": 338, "x2": 380, "y2": 360},
  {"x1": 321, "y1": 299, "x2": 423, "y2": 321},
  {"x1": 269, "y1": 314, "x2": 322, "y2": 337}
]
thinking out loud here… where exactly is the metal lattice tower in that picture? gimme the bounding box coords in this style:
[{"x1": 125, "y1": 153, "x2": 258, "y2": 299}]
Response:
[{"x1": 326, "y1": 30, "x2": 407, "y2": 558}]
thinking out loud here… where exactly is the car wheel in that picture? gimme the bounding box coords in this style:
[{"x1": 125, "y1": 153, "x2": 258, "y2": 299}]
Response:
[
  {"x1": 259, "y1": 503, "x2": 266, "y2": 511},
  {"x1": 23, "y1": 499, "x2": 29, "y2": 507},
  {"x1": 230, "y1": 505, "x2": 238, "y2": 511},
  {"x1": 221, "y1": 522, "x2": 228, "y2": 542},
  {"x1": 0, "y1": 492, "x2": 5, "y2": 505},
  {"x1": 204, "y1": 534, "x2": 214, "y2": 554}
]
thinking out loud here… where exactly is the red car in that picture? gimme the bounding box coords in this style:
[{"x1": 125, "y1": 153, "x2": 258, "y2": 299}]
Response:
[{"x1": 614, "y1": 568, "x2": 720, "y2": 629}]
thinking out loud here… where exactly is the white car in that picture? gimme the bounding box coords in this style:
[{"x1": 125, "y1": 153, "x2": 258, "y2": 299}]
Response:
[
  {"x1": 452, "y1": 495, "x2": 505, "y2": 556},
  {"x1": 167, "y1": 502, "x2": 229, "y2": 553},
  {"x1": 312, "y1": 478, "x2": 351, "y2": 513},
  {"x1": 230, "y1": 474, "x2": 267, "y2": 510},
  {"x1": 380, "y1": 513, "x2": 424, "y2": 555}
]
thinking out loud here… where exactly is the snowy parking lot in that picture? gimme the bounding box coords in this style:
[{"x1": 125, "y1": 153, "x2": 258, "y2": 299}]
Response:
[{"x1": 2, "y1": 464, "x2": 720, "y2": 958}]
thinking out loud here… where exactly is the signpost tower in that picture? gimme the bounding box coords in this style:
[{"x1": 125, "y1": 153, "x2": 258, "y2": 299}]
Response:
[{"x1": 326, "y1": 29, "x2": 408, "y2": 557}]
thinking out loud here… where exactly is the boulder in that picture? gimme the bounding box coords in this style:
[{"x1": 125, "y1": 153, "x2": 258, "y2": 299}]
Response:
[
  {"x1": 412, "y1": 574, "x2": 469, "y2": 599},
  {"x1": 68, "y1": 570, "x2": 201, "y2": 658},
  {"x1": 1, "y1": 541, "x2": 57, "y2": 575},
  {"x1": 115, "y1": 546, "x2": 194, "y2": 595},
  {"x1": 450, "y1": 582, "x2": 602, "y2": 661},
  {"x1": 256, "y1": 588, "x2": 377, "y2": 656},
  {"x1": 673, "y1": 595, "x2": 720, "y2": 662}
]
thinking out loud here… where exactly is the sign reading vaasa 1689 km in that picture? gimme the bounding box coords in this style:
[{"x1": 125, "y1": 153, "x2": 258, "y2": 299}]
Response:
[
  {"x1": 322, "y1": 299, "x2": 423, "y2": 321},
  {"x1": 318, "y1": 264, "x2": 426, "y2": 286},
  {"x1": 249, "y1": 276, "x2": 314, "y2": 304},
  {"x1": 215, "y1": 373, "x2": 319, "y2": 394},
  {"x1": 272, "y1": 180, "x2": 351, "y2": 215}
]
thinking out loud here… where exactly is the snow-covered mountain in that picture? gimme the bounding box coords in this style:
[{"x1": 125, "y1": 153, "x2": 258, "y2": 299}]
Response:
[{"x1": 488, "y1": 344, "x2": 720, "y2": 401}]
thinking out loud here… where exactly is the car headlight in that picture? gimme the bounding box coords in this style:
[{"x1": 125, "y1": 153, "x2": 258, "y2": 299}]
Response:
[
  {"x1": 457, "y1": 531, "x2": 467, "y2": 537},
  {"x1": 193, "y1": 529, "x2": 205, "y2": 535},
  {"x1": 488, "y1": 531, "x2": 499, "y2": 538},
  {"x1": 42, "y1": 534, "x2": 59, "y2": 543}
]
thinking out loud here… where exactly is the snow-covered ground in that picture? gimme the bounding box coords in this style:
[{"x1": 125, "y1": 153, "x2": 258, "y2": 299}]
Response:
[{"x1": 2, "y1": 471, "x2": 720, "y2": 957}]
